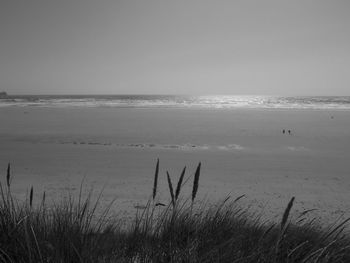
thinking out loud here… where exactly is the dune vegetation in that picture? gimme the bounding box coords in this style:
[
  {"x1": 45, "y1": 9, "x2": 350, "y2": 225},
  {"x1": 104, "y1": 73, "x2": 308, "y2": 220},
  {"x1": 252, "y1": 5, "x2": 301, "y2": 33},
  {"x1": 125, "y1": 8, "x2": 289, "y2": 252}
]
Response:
[{"x1": 0, "y1": 160, "x2": 350, "y2": 263}]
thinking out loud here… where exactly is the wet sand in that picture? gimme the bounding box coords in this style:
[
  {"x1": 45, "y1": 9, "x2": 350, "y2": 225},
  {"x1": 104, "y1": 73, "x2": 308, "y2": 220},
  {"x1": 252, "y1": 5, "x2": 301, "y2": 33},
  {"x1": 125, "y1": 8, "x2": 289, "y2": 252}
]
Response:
[{"x1": 1, "y1": 107, "x2": 350, "y2": 223}]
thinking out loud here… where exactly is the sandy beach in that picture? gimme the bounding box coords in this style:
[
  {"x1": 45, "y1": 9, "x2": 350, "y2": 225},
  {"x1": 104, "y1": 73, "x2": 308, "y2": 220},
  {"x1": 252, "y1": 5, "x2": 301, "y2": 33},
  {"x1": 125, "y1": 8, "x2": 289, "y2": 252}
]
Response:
[{"x1": 1, "y1": 106, "x2": 350, "y2": 223}]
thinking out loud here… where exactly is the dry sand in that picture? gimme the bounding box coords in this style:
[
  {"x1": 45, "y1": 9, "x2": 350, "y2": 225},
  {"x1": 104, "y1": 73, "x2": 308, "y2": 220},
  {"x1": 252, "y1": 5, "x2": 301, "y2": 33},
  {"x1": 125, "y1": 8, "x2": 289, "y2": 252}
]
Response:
[{"x1": 1, "y1": 107, "x2": 350, "y2": 224}]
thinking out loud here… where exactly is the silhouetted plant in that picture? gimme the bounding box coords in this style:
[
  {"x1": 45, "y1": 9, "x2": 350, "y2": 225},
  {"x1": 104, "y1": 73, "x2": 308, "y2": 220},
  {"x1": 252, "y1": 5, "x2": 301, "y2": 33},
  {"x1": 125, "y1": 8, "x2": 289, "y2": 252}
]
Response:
[
  {"x1": 192, "y1": 162, "x2": 201, "y2": 202},
  {"x1": 166, "y1": 171, "x2": 175, "y2": 207},
  {"x1": 152, "y1": 158, "x2": 159, "y2": 200},
  {"x1": 175, "y1": 166, "x2": 186, "y2": 201}
]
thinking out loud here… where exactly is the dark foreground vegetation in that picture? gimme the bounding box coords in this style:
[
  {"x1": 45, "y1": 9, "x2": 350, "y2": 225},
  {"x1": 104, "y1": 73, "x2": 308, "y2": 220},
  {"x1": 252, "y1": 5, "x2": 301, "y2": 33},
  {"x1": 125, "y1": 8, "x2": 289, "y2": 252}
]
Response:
[{"x1": 1, "y1": 161, "x2": 350, "y2": 263}]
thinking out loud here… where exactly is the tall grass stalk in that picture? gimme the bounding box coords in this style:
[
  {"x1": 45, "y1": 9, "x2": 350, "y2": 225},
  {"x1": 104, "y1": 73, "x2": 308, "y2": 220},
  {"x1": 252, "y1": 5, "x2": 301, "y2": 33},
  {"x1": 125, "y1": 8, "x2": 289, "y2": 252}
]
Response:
[
  {"x1": 191, "y1": 162, "x2": 201, "y2": 202},
  {"x1": 175, "y1": 166, "x2": 186, "y2": 201},
  {"x1": 275, "y1": 196, "x2": 295, "y2": 262},
  {"x1": 166, "y1": 171, "x2": 175, "y2": 207},
  {"x1": 29, "y1": 186, "x2": 34, "y2": 208},
  {"x1": 6, "y1": 163, "x2": 11, "y2": 188},
  {"x1": 152, "y1": 158, "x2": 159, "y2": 200}
]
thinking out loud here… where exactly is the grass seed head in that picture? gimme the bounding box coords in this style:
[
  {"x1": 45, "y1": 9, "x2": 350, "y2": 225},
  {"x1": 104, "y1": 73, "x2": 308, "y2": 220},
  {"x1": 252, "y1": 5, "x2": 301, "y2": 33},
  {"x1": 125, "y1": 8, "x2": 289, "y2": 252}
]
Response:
[
  {"x1": 175, "y1": 166, "x2": 186, "y2": 200},
  {"x1": 167, "y1": 171, "x2": 175, "y2": 207},
  {"x1": 6, "y1": 163, "x2": 11, "y2": 188},
  {"x1": 192, "y1": 162, "x2": 201, "y2": 202},
  {"x1": 152, "y1": 158, "x2": 159, "y2": 200}
]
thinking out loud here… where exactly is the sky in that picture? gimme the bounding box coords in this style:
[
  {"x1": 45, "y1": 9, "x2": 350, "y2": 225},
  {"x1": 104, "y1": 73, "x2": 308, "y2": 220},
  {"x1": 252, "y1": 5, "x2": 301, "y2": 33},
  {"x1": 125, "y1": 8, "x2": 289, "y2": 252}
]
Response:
[{"x1": 0, "y1": 0, "x2": 349, "y2": 95}]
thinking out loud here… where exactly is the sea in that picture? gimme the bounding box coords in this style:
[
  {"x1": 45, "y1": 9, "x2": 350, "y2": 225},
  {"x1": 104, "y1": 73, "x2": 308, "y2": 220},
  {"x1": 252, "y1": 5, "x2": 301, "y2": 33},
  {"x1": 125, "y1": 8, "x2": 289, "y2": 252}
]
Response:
[{"x1": 1, "y1": 95, "x2": 350, "y2": 110}]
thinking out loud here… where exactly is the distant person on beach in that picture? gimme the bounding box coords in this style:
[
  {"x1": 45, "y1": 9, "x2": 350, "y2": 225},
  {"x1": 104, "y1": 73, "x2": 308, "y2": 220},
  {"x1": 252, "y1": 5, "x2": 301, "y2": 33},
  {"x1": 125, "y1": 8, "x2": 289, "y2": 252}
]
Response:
[
  {"x1": 283, "y1": 129, "x2": 285, "y2": 134},
  {"x1": 288, "y1": 130, "x2": 291, "y2": 135}
]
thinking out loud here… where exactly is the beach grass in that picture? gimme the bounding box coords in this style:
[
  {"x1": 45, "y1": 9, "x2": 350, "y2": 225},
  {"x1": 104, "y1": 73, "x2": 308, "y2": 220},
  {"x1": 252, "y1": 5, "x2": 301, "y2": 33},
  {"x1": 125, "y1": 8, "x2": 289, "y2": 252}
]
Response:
[{"x1": 1, "y1": 162, "x2": 350, "y2": 262}]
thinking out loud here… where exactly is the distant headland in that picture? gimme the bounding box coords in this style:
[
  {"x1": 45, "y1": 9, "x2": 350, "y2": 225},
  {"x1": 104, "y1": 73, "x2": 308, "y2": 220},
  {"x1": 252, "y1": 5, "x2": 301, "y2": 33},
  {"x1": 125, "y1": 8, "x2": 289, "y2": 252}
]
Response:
[{"x1": 0, "y1": 92, "x2": 8, "y2": 98}]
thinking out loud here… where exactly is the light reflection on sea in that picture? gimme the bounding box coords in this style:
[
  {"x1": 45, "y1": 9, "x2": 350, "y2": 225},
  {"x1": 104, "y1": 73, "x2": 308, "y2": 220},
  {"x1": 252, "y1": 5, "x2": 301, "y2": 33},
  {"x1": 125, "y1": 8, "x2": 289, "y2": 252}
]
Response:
[{"x1": 1, "y1": 95, "x2": 350, "y2": 110}]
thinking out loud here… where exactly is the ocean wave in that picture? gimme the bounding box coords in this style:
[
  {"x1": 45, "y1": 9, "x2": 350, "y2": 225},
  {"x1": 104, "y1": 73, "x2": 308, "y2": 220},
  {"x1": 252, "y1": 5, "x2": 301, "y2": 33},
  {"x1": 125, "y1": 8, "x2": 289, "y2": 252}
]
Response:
[{"x1": 1, "y1": 95, "x2": 350, "y2": 110}]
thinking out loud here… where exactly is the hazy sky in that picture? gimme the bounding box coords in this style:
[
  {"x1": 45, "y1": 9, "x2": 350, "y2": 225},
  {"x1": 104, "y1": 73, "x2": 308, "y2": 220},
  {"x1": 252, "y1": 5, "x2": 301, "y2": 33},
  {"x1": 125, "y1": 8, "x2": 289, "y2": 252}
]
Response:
[{"x1": 1, "y1": 0, "x2": 349, "y2": 95}]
